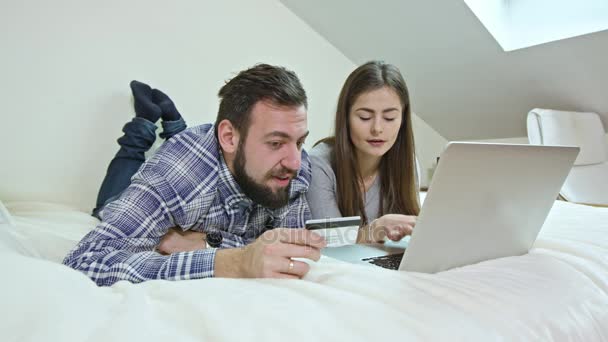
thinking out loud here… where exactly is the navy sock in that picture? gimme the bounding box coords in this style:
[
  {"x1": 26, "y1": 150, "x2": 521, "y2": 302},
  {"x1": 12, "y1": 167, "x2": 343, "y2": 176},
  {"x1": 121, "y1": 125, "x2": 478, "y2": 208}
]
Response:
[
  {"x1": 130, "y1": 80, "x2": 162, "y2": 123},
  {"x1": 152, "y1": 88, "x2": 182, "y2": 122}
]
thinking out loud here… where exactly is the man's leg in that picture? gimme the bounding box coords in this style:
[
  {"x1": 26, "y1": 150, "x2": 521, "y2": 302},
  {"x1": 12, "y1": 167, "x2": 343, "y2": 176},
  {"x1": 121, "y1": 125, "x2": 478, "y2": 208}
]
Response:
[
  {"x1": 153, "y1": 88, "x2": 187, "y2": 140},
  {"x1": 92, "y1": 81, "x2": 161, "y2": 218}
]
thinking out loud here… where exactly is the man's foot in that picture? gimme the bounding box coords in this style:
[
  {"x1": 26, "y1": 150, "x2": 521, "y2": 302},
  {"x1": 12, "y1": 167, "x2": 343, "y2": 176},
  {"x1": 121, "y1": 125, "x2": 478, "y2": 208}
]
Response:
[
  {"x1": 130, "y1": 80, "x2": 162, "y2": 123},
  {"x1": 152, "y1": 88, "x2": 182, "y2": 122}
]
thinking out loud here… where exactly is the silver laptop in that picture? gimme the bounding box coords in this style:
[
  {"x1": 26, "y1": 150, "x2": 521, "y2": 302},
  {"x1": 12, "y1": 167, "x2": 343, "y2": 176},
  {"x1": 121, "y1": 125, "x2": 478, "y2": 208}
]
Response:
[{"x1": 321, "y1": 142, "x2": 579, "y2": 273}]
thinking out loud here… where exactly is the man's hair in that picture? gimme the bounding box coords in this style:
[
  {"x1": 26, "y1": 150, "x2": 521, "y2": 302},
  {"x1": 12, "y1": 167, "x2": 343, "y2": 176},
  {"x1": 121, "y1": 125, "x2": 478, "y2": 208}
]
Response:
[{"x1": 214, "y1": 63, "x2": 308, "y2": 140}]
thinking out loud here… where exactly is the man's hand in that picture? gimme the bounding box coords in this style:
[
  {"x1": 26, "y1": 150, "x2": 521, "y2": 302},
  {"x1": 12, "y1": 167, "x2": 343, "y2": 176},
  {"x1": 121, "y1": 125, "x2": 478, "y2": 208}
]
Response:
[
  {"x1": 214, "y1": 228, "x2": 327, "y2": 279},
  {"x1": 157, "y1": 227, "x2": 206, "y2": 255},
  {"x1": 357, "y1": 214, "x2": 417, "y2": 243}
]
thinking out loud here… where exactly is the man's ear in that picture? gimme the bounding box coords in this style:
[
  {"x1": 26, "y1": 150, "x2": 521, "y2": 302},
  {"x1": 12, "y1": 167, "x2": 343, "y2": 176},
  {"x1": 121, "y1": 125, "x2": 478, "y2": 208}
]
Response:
[{"x1": 217, "y1": 119, "x2": 240, "y2": 154}]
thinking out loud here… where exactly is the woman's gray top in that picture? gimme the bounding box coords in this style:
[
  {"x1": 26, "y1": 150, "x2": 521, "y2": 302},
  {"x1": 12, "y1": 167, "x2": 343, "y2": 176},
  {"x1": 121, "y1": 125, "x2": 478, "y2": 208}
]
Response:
[{"x1": 306, "y1": 143, "x2": 381, "y2": 221}]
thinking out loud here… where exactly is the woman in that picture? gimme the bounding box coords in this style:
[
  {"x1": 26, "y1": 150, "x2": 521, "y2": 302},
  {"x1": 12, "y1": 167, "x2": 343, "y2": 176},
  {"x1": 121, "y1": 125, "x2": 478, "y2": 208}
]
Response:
[{"x1": 306, "y1": 61, "x2": 420, "y2": 243}]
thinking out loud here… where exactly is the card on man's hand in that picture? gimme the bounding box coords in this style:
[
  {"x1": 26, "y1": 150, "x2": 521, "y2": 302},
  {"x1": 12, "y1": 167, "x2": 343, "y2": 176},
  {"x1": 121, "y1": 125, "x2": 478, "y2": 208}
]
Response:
[{"x1": 305, "y1": 216, "x2": 361, "y2": 247}]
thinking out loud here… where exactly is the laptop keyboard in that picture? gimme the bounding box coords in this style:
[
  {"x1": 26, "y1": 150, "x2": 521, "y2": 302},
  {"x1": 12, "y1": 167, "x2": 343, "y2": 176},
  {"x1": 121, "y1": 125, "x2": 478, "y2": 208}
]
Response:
[{"x1": 361, "y1": 253, "x2": 405, "y2": 270}]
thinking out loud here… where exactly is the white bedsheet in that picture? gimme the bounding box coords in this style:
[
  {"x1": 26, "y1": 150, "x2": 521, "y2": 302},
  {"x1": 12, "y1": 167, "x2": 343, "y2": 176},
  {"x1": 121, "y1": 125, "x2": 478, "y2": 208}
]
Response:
[{"x1": 1, "y1": 200, "x2": 606, "y2": 341}]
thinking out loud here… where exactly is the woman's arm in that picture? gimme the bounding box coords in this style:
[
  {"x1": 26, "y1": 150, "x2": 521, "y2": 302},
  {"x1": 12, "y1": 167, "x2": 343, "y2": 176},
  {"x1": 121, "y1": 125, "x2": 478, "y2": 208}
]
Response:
[{"x1": 306, "y1": 152, "x2": 343, "y2": 220}]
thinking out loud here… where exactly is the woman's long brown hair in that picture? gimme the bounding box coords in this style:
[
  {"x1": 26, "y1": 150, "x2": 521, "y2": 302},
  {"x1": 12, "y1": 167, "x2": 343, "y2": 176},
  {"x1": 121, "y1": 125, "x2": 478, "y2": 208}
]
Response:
[{"x1": 316, "y1": 61, "x2": 420, "y2": 224}]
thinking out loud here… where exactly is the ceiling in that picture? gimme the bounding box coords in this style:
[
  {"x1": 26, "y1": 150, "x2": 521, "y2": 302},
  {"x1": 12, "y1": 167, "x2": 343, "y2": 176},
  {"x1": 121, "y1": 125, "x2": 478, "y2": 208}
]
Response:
[{"x1": 281, "y1": 0, "x2": 608, "y2": 140}]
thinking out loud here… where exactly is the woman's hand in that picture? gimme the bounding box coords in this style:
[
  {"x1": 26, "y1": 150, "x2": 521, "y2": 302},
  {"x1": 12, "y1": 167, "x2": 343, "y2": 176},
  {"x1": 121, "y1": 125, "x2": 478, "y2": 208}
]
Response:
[
  {"x1": 357, "y1": 214, "x2": 416, "y2": 243},
  {"x1": 157, "y1": 227, "x2": 206, "y2": 255}
]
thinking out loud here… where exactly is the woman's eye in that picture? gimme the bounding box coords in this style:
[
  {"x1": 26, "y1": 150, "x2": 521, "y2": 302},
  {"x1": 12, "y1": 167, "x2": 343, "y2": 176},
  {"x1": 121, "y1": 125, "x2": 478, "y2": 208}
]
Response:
[
  {"x1": 359, "y1": 116, "x2": 371, "y2": 121},
  {"x1": 385, "y1": 117, "x2": 396, "y2": 122}
]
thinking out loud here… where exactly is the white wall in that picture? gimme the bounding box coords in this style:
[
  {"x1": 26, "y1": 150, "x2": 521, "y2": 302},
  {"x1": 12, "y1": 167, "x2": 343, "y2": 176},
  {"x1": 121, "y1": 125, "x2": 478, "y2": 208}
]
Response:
[
  {"x1": 412, "y1": 116, "x2": 448, "y2": 186},
  {"x1": 471, "y1": 134, "x2": 608, "y2": 145},
  {"x1": 0, "y1": 0, "x2": 351, "y2": 210},
  {"x1": 0, "y1": 0, "x2": 446, "y2": 210},
  {"x1": 281, "y1": 0, "x2": 608, "y2": 141}
]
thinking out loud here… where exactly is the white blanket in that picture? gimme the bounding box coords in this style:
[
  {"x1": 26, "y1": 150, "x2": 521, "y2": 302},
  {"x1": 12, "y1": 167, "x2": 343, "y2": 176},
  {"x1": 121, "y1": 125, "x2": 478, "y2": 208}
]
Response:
[{"x1": 1, "y1": 200, "x2": 607, "y2": 341}]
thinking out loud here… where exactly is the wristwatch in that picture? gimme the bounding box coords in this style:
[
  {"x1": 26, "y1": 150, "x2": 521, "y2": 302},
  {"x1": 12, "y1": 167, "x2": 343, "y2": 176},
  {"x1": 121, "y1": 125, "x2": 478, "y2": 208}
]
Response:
[{"x1": 205, "y1": 231, "x2": 223, "y2": 248}]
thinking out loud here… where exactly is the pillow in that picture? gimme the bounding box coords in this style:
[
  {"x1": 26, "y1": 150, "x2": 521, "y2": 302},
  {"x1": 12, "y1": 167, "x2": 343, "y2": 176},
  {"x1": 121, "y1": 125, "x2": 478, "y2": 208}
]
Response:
[
  {"x1": 0, "y1": 199, "x2": 35, "y2": 256},
  {"x1": 2, "y1": 202, "x2": 97, "y2": 263},
  {"x1": 0, "y1": 199, "x2": 15, "y2": 226}
]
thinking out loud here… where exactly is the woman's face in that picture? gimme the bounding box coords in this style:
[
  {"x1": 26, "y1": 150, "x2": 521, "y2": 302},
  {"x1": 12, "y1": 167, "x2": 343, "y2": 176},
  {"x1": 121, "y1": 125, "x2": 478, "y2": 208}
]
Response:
[{"x1": 348, "y1": 86, "x2": 403, "y2": 162}]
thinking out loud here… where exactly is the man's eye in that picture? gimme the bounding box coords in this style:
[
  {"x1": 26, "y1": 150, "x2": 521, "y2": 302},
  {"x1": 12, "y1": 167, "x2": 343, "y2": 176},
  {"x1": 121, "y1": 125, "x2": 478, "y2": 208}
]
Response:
[
  {"x1": 297, "y1": 140, "x2": 305, "y2": 149},
  {"x1": 268, "y1": 141, "x2": 282, "y2": 149}
]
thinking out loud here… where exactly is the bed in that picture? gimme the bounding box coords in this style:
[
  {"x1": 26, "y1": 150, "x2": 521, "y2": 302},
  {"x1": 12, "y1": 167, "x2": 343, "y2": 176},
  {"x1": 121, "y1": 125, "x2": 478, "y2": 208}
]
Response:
[{"x1": 1, "y1": 197, "x2": 607, "y2": 341}]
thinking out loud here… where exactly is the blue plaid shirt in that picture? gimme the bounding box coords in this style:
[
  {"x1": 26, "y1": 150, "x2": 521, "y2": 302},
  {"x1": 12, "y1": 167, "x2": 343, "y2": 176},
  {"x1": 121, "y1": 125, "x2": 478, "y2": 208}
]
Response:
[{"x1": 63, "y1": 124, "x2": 311, "y2": 286}]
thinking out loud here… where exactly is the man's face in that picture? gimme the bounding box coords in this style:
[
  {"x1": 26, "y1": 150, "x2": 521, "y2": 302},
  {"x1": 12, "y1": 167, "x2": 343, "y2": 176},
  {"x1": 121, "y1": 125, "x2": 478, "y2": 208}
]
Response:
[{"x1": 233, "y1": 100, "x2": 308, "y2": 209}]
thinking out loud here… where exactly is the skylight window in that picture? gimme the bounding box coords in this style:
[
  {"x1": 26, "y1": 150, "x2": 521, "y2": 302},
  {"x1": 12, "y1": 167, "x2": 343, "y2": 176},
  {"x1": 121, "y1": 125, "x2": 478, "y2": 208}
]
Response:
[{"x1": 464, "y1": 0, "x2": 608, "y2": 51}]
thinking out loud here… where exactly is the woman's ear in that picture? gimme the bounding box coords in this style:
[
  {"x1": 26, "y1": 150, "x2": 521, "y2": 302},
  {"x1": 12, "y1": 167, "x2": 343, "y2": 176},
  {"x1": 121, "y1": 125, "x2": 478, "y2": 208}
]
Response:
[{"x1": 217, "y1": 119, "x2": 240, "y2": 154}]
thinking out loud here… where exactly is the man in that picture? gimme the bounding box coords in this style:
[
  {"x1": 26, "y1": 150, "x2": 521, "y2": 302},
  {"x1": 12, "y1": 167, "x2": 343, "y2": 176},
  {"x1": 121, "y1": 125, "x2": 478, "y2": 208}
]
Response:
[{"x1": 63, "y1": 64, "x2": 326, "y2": 286}]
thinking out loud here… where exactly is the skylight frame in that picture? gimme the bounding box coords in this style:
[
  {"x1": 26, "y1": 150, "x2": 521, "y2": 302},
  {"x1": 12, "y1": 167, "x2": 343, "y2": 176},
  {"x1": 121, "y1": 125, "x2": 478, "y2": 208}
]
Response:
[{"x1": 464, "y1": 0, "x2": 608, "y2": 51}]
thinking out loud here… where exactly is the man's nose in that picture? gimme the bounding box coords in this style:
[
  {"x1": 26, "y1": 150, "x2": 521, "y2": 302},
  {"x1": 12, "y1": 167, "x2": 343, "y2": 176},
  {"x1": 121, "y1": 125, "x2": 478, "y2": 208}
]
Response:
[{"x1": 281, "y1": 143, "x2": 301, "y2": 171}]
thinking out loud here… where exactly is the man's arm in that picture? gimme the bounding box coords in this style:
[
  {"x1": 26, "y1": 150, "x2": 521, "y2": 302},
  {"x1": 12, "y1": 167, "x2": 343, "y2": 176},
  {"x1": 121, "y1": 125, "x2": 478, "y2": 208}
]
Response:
[
  {"x1": 156, "y1": 227, "x2": 250, "y2": 254},
  {"x1": 63, "y1": 175, "x2": 218, "y2": 286}
]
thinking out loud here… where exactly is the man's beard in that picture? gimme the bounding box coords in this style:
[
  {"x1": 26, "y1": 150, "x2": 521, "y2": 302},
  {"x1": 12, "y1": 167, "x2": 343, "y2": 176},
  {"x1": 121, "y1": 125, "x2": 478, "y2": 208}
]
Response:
[{"x1": 233, "y1": 145, "x2": 293, "y2": 209}]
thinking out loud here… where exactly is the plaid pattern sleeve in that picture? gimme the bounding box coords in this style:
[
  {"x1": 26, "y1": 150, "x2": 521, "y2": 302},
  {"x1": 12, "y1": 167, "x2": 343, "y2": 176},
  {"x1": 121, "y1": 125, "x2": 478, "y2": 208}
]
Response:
[
  {"x1": 63, "y1": 124, "x2": 223, "y2": 286},
  {"x1": 62, "y1": 171, "x2": 217, "y2": 286}
]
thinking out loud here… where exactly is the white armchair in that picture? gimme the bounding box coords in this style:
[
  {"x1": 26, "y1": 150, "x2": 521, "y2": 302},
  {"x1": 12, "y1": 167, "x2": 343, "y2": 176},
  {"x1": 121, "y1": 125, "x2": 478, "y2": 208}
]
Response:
[{"x1": 527, "y1": 108, "x2": 608, "y2": 206}]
